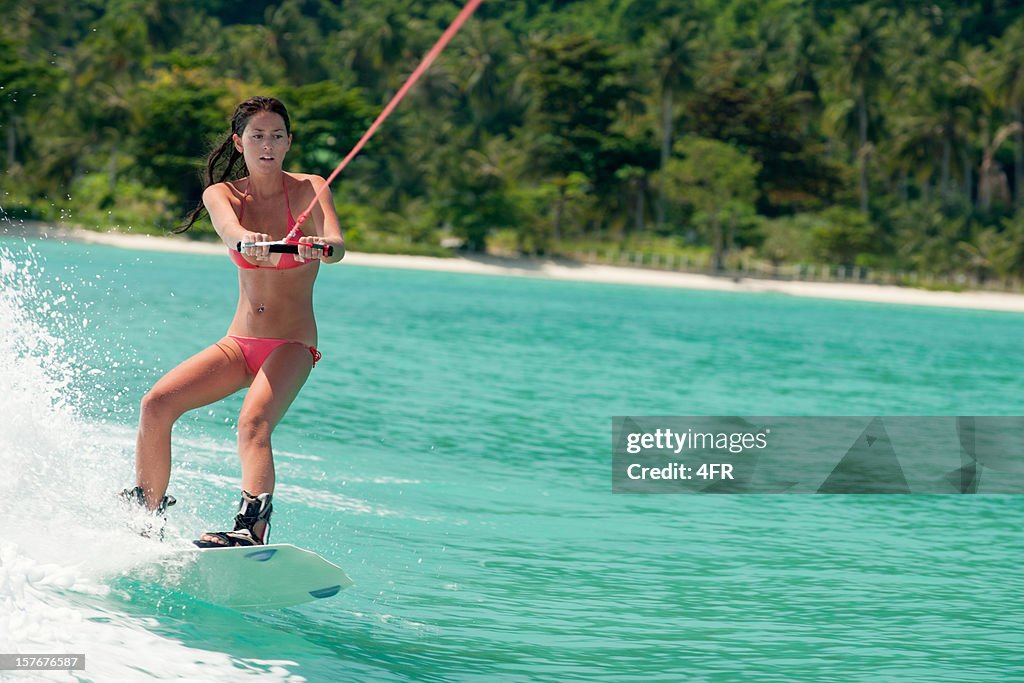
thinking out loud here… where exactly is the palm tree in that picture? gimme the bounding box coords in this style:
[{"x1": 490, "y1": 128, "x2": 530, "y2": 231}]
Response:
[
  {"x1": 453, "y1": 19, "x2": 519, "y2": 140},
  {"x1": 264, "y1": 0, "x2": 328, "y2": 84},
  {"x1": 886, "y1": 17, "x2": 977, "y2": 208},
  {"x1": 779, "y1": 10, "x2": 824, "y2": 104},
  {"x1": 70, "y1": 6, "x2": 150, "y2": 195},
  {"x1": 826, "y1": 6, "x2": 888, "y2": 212},
  {"x1": 646, "y1": 16, "x2": 699, "y2": 229},
  {"x1": 336, "y1": 1, "x2": 410, "y2": 92},
  {"x1": 989, "y1": 19, "x2": 1024, "y2": 207},
  {"x1": 978, "y1": 122, "x2": 1023, "y2": 211},
  {"x1": 953, "y1": 45, "x2": 1012, "y2": 211}
]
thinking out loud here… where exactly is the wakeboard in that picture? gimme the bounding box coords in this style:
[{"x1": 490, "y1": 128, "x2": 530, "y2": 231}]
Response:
[{"x1": 151, "y1": 543, "x2": 353, "y2": 611}]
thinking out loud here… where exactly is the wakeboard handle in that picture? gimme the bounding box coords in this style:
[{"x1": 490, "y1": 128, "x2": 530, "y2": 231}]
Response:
[{"x1": 236, "y1": 241, "x2": 334, "y2": 257}]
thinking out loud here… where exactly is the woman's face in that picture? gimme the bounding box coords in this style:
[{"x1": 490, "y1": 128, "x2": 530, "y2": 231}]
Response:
[{"x1": 234, "y1": 111, "x2": 292, "y2": 172}]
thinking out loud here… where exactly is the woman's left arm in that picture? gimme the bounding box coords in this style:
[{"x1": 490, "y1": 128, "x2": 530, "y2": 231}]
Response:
[{"x1": 298, "y1": 175, "x2": 345, "y2": 264}]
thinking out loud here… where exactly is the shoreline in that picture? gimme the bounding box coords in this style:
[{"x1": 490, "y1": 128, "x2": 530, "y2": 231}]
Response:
[{"x1": 5, "y1": 221, "x2": 1024, "y2": 313}]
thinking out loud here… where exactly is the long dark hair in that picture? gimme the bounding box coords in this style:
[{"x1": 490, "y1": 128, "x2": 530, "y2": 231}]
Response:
[{"x1": 175, "y1": 96, "x2": 292, "y2": 233}]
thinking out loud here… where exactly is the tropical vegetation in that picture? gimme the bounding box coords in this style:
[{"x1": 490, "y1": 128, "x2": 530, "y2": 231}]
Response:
[{"x1": 3, "y1": 0, "x2": 1024, "y2": 283}]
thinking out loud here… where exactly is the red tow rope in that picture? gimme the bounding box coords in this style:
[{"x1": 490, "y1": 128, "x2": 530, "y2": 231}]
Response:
[{"x1": 290, "y1": 0, "x2": 485, "y2": 233}]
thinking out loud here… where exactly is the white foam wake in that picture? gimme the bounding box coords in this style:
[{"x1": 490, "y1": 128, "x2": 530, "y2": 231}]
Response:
[{"x1": 0, "y1": 243, "x2": 304, "y2": 682}]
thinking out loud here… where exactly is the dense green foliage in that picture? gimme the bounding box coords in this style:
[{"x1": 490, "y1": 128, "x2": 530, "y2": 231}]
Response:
[{"x1": 3, "y1": 0, "x2": 1024, "y2": 279}]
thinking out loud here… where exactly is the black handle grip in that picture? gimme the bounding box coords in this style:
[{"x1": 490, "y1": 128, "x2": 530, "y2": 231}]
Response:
[{"x1": 236, "y1": 242, "x2": 334, "y2": 257}]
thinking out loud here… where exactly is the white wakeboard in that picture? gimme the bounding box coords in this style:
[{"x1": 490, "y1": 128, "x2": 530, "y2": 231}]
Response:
[{"x1": 154, "y1": 543, "x2": 353, "y2": 611}]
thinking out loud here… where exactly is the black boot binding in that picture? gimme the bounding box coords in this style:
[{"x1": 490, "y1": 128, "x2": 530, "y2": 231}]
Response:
[
  {"x1": 120, "y1": 486, "x2": 177, "y2": 540},
  {"x1": 193, "y1": 490, "x2": 273, "y2": 548}
]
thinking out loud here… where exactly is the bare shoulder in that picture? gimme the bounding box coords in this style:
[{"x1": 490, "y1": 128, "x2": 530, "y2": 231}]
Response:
[
  {"x1": 286, "y1": 172, "x2": 328, "y2": 189},
  {"x1": 203, "y1": 180, "x2": 244, "y2": 204},
  {"x1": 285, "y1": 173, "x2": 329, "y2": 207}
]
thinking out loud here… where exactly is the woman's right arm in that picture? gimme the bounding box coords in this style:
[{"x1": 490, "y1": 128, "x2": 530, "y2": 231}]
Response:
[
  {"x1": 203, "y1": 184, "x2": 269, "y2": 258},
  {"x1": 203, "y1": 184, "x2": 247, "y2": 248}
]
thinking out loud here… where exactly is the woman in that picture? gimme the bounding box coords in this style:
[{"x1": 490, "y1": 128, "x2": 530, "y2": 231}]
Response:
[{"x1": 121, "y1": 96, "x2": 344, "y2": 547}]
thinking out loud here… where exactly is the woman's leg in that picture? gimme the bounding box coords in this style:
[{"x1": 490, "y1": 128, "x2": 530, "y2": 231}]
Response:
[
  {"x1": 135, "y1": 338, "x2": 251, "y2": 509},
  {"x1": 198, "y1": 342, "x2": 312, "y2": 544},
  {"x1": 236, "y1": 343, "x2": 313, "y2": 494}
]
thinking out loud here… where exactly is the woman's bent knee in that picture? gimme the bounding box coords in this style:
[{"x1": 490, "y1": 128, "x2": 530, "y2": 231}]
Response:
[
  {"x1": 238, "y1": 414, "x2": 272, "y2": 449},
  {"x1": 140, "y1": 390, "x2": 183, "y2": 424}
]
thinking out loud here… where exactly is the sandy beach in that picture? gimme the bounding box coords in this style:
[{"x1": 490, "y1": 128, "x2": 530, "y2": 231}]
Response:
[{"x1": 5, "y1": 221, "x2": 1024, "y2": 313}]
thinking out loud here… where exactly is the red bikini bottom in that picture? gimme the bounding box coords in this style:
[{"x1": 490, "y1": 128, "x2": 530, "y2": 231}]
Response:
[{"x1": 228, "y1": 335, "x2": 321, "y2": 375}]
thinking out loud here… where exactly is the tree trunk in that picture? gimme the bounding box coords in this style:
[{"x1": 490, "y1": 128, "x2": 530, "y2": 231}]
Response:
[
  {"x1": 6, "y1": 117, "x2": 14, "y2": 170},
  {"x1": 857, "y1": 88, "x2": 869, "y2": 212},
  {"x1": 712, "y1": 213, "x2": 723, "y2": 273},
  {"x1": 108, "y1": 139, "x2": 119, "y2": 197},
  {"x1": 656, "y1": 85, "x2": 673, "y2": 229},
  {"x1": 1015, "y1": 100, "x2": 1022, "y2": 208},
  {"x1": 941, "y1": 132, "x2": 951, "y2": 206},
  {"x1": 973, "y1": 118, "x2": 989, "y2": 209},
  {"x1": 726, "y1": 214, "x2": 736, "y2": 263},
  {"x1": 978, "y1": 122, "x2": 1022, "y2": 211},
  {"x1": 962, "y1": 148, "x2": 973, "y2": 209},
  {"x1": 634, "y1": 178, "x2": 645, "y2": 233},
  {"x1": 553, "y1": 183, "x2": 564, "y2": 242}
]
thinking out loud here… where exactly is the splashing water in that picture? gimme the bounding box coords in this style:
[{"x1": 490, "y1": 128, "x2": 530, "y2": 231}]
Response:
[
  {"x1": 0, "y1": 242, "x2": 147, "y2": 645},
  {"x1": 0, "y1": 242, "x2": 299, "y2": 681}
]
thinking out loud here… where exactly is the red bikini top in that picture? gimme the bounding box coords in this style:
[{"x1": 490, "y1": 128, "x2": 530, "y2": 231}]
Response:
[{"x1": 229, "y1": 176, "x2": 314, "y2": 270}]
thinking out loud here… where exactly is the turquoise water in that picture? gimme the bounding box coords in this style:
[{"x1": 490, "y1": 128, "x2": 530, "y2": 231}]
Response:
[{"x1": 1, "y1": 236, "x2": 1021, "y2": 682}]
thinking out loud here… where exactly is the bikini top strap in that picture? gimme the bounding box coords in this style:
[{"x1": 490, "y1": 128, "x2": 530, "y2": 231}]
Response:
[
  {"x1": 283, "y1": 175, "x2": 303, "y2": 239},
  {"x1": 282, "y1": 175, "x2": 294, "y2": 220},
  {"x1": 238, "y1": 178, "x2": 250, "y2": 221},
  {"x1": 239, "y1": 176, "x2": 300, "y2": 238}
]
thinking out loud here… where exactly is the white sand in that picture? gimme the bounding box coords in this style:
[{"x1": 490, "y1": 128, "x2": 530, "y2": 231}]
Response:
[{"x1": 5, "y1": 222, "x2": 1024, "y2": 313}]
